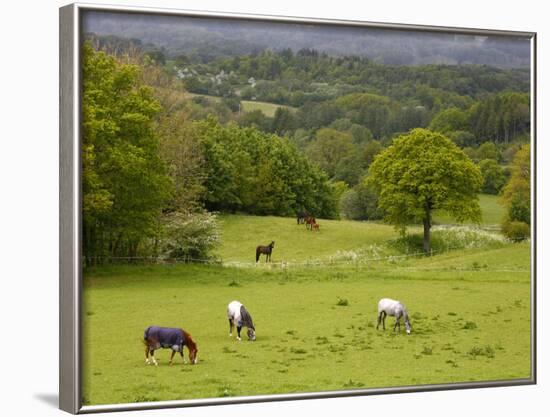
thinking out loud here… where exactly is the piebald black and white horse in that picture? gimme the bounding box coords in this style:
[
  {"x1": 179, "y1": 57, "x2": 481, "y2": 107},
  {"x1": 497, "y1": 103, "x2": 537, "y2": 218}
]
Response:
[
  {"x1": 227, "y1": 300, "x2": 256, "y2": 341},
  {"x1": 256, "y1": 241, "x2": 275, "y2": 263},
  {"x1": 376, "y1": 298, "x2": 411, "y2": 334},
  {"x1": 144, "y1": 326, "x2": 198, "y2": 365}
]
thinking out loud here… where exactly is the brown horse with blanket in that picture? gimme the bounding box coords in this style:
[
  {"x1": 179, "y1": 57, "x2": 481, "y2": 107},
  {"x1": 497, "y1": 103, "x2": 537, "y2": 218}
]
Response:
[{"x1": 144, "y1": 326, "x2": 198, "y2": 365}]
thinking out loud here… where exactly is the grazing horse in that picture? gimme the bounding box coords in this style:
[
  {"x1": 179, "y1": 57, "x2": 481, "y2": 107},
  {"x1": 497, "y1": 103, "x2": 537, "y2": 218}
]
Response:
[
  {"x1": 305, "y1": 216, "x2": 317, "y2": 230},
  {"x1": 227, "y1": 300, "x2": 256, "y2": 341},
  {"x1": 312, "y1": 223, "x2": 320, "y2": 232},
  {"x1": 256, "y1": 241, "x2": 275, "y2": 262},
  {"x1": 144, "y1": 326, "x2": 198, "y2": 365},
  {"x1": 376, "y1": 298, "x2": 411, "y2": 334},
  {"x1": 296, "y1": 211, "x2": 309, "y2": 225}
]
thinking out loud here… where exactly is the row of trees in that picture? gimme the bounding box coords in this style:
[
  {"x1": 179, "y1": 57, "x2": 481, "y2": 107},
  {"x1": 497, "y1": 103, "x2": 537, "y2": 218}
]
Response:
[
  {"x1": 194, "y1": 118, "x2": 339, "y2": 218},
  {"x1": 181, "y1": 49, "x2": 529, "y2": 106}
]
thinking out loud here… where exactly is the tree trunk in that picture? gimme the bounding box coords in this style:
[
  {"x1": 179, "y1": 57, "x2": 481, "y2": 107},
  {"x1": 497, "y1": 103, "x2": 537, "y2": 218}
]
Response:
[{"x1": 423, "y1": 210, "x2": 431, "y2": 254}]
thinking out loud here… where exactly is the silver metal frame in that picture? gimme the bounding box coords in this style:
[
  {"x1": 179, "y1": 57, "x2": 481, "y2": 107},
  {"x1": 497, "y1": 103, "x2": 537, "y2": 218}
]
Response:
[{"x1": 59, "y1": 2, "x2": 537, "y2": 414}]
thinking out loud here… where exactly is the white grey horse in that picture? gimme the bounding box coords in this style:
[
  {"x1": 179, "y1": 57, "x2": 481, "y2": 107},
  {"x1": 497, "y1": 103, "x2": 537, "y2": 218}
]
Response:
[
  {"x1": 227, "y1": 300, "x2": 256, "y2": 341},
  {"x1": 377, "y1": 298, "x2": 411, "y2": 334}
]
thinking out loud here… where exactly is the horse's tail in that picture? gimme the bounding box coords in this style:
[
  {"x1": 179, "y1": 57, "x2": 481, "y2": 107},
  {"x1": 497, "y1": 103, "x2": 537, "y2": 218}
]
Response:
[
  {"x1": 143, "y1": 326, "x2": 151, "y2": 344},
  {"x1": 255, "y1": 248, "x2": 260, "y2": 262}
]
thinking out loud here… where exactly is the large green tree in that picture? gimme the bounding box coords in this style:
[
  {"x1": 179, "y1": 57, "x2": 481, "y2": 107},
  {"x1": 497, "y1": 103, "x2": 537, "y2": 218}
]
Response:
[
  {"x1": 367, "y1": 128, "x2": 482, "y2": 253},
  {"x1": 82, "y1": 43, "x2": 173, "y2": 263}
]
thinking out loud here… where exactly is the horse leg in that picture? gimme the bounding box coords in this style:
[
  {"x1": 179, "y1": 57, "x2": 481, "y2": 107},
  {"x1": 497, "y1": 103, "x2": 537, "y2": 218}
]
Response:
[
  {"x1": 237, "y1": 326, "x2": 242, "y2": 341},
  {"x1": 169, "y1": 350, "x2": 176, "y2": 366},
  {"x1": 376, "y1": 312, "x2": 383, "y2": 330},
  {"x1": 150, "y1": 350, "x2": 158, "y2": 366},
  {"x1": 180, "y1": 350, "x2": 186, "y2": 364},
  {"x1": 382, "y1": 312, "x2": 387, "y2": 330},
  {"x1": 145, "y1": 344, "x2": 150, "y2": 365},
  {"x1": 394, "y1": 315, "x2": 401, "y2": 332},
  {"x1": 229, "y1": 319, "x2": 234, "y2": 337}
]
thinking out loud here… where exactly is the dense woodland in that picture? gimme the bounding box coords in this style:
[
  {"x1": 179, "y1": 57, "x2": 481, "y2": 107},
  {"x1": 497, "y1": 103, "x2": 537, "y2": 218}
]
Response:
[{"x1": 82, "y1": 35, "x2": 531, "y2": 264}]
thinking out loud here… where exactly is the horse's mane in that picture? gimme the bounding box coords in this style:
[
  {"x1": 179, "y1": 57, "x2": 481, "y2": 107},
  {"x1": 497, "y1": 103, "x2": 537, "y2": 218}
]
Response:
[
  {"x1": 240, "y1": 306, "x2": 255, "y2": 330},
  {"x1": 182, "y1": 329, "x2": 197, "y2": 350}
]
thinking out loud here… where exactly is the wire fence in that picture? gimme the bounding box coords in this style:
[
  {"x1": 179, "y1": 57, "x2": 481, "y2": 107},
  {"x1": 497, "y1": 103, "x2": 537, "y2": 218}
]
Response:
[{"x1": 84, "y1": 244, "x2": 529, "y2": 274}]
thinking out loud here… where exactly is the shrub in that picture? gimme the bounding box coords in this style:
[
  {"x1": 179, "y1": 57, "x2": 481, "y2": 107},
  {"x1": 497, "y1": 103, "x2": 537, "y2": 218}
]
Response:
[
  {"x1": 336, "y1": 297, "x2": 349, "y2": 306},
  {"x1": 468, "y1": 345, "x2": 495, "y2": 359},
  {"x1": 161, "y1": 211, "x2": 220, "y2": 260},
  {"x1": 421, "y1": 346, "x2": 433, "y2": 355},
  {"x1": 501, "y1": 220, "x2": 530, "y2": 241},
  {"x1": 462, "y1": 321, "x2": 477, "y2": 330},
  {"x1": 340, "y1": 182, "x2": 383, "y2": 220},
  {"x1": 389, "y1": 226, "x2": 505, "y2": 254},
  {"x1": 478, "y1": 159, "x2": 506, "y2": 194},
  {"x1": 508, "y1": 194, "x2": 530, "y2": 224}
]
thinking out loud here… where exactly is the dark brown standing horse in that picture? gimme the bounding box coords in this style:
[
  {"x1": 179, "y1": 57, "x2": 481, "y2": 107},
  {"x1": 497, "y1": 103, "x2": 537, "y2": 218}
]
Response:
[
  {"x1": 256, "y1": 241, "x2": 275, "y2": 262},
  {"x1": 296, "y1": 210, "x2": 309, "y2": 225}
]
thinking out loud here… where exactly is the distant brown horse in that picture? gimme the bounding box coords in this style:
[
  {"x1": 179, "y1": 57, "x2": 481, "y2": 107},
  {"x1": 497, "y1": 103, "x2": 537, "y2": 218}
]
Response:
[
  {"x1": 256, "y1": 241, "x2": 275, "y2": 262},
  {"x1": 305, "y1": 216, "x2": 317, "y2": 230},
  {"x1": 312, "y1": 223, "x2": 320, "y2": 232}
]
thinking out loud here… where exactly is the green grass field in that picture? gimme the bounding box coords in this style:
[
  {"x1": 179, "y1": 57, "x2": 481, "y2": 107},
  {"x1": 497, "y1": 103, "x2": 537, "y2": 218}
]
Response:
[
  {"x1": 434, "y1": 194, "x2": 504, "y2": 226},
  {"x1": 216, "y1": 215, "x2": 400, "y2": 263},
  {"x1": 185, "y1": 92, "x2": 295, "y2": 117},
  {"x1": 82, "y1": 203, "x2": 531, "y2": 406},
  {"x1": 239, "y1": 100, "x2": 296, "y2": 117}
]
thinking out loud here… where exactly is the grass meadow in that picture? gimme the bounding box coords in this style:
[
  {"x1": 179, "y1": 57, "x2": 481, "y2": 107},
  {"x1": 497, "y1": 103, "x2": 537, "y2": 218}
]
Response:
[
  {"x1": 185, "y1": 92, "x2": 295, "y2": 117},
  {"x1": 82, "y1": 196, "x2": 531, "y2": 406},
  {"x1": 434, "y1": 194, "x2": 504, "y2": 225}
]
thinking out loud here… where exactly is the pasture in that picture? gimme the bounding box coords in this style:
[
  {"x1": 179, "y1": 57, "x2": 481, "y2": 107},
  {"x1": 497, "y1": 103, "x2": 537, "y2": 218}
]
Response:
[
  {"x1": 82, "y1": 208, "x2": 531, "y2": 406},
  {"x1": 433, "y1": 194, "x2": 505, "y2": 226},
  {"x1": 185, "y1": 92, "x2": 295, "y2": 117}
]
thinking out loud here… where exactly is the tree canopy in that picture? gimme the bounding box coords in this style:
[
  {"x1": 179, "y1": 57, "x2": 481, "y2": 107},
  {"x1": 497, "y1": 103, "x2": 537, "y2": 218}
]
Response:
[
  {"x1": 82, "y1": 43, "x2": 173, "y2": 263},
  {"x1": 367, "y1": 128, "x2": 482, "y2": 252}
]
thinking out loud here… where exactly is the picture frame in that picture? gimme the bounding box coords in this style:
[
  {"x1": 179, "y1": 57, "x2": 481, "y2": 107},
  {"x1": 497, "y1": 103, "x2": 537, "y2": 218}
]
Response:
[{"x1": 60, "y1": 2, "x2": 537, "y2": 414}]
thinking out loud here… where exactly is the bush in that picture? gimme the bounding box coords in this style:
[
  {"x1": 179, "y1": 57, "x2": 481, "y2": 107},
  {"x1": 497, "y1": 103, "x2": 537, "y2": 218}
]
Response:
[
  {"x1": 501, "y1": 220, "x2": 530, "y2": 241},
  {"x1": 340, "y1": 182, "x2": 383, "y2": 220},
  {"x1": 336, "y1": 297, "x2": 349, "y2": 306},
  {"x1": 161, "y1": 211, "x2": 220, "y2": 260},
  {"x1": 389, "y1": 226, "x2": 506, "y2": 254},
  {"x1": 478, "y1": 159, "x2": 506, "y2": 194},
  {"x1": 508, "y1": 194, "x2": 530, "y2": 224}
]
